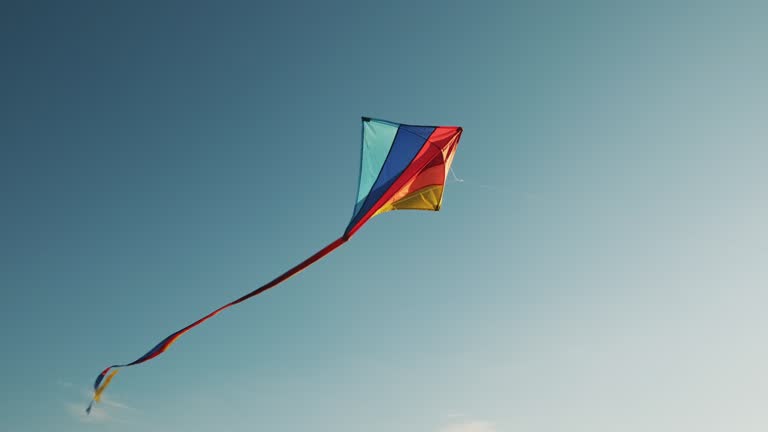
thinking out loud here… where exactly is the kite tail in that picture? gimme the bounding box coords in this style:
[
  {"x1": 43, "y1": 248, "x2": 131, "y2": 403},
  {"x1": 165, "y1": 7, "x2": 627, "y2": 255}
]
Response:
[{"x1": 86, "y1": 236, "x2": 348, "y2": 414}]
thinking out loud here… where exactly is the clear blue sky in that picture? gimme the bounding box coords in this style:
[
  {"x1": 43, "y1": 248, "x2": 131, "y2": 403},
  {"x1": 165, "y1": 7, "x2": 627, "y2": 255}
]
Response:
[{"x1": 2, "y1": 1, "x2": 768, "y2": 431}]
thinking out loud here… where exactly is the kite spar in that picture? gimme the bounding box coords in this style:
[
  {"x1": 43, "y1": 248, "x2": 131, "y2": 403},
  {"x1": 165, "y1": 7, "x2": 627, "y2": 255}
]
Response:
[{"x1": 87, "y1": 118, "x2": 463, "y2": 413}]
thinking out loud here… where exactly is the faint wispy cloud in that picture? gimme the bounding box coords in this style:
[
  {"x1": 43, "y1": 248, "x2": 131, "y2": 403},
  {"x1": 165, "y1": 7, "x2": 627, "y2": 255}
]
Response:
[
  {"x1": 56, "y1": 379, "x2": 74, "y2": 388},
  {"x1": 439, "y1": 420, "x2": 497, "y2": 432},
  {"x1": 100, "y1": 397, "x2": 137, "y2": 411},
  {"x1": 59, "y1": 379, "x2": 138, "y2": 424},
  {"x1": 66, "y1": 402, "x2": 112, "y2": 423},
  {"x1": 65, "y1": 394, "x2": 138, "y2": 425}
]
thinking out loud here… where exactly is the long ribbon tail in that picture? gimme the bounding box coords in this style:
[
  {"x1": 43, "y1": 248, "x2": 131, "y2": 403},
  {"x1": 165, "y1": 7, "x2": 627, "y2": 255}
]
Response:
[{"x1": 86, "y1": 236, "x2": 348, "y2": 413}]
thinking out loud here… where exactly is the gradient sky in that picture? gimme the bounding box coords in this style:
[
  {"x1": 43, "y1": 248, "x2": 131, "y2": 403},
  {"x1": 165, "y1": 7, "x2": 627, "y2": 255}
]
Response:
[{"x1": 2, "y1": 1, "x2": 768, "y2": 431}]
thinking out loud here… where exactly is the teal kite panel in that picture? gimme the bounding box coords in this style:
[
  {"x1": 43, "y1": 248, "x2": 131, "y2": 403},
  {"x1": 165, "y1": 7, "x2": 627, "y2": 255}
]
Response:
[{"x1": 354, "y1": 118, "x2": 398, "y2": 216}]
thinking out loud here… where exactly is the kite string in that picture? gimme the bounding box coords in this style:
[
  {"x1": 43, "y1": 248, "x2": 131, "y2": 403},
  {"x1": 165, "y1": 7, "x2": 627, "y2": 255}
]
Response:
[
  {"x1": 447, "y1": 167, "x2": 506, "y2": 193},
  {"x1": 449, "y1": 167, "x2": 464, "y2": 183}
]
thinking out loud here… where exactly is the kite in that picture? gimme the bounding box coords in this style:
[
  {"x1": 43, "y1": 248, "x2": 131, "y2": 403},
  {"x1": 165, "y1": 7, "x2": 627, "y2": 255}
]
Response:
[{"x1": 87, "y1": 117, "x2": 463, "y2": 413}]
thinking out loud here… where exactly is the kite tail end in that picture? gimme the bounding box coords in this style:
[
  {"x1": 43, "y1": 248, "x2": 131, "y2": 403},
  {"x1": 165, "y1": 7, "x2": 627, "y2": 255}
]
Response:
[{"x1": 87, "y1": 367, "x2": 119, "y2": 414}]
